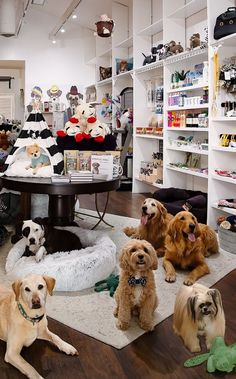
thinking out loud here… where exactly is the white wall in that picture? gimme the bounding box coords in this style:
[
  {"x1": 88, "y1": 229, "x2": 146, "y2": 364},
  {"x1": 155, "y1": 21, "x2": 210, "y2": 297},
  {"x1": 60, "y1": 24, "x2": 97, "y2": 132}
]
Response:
[{"x1": 0, "y1": 6, "x2": 95, "y2": 107}]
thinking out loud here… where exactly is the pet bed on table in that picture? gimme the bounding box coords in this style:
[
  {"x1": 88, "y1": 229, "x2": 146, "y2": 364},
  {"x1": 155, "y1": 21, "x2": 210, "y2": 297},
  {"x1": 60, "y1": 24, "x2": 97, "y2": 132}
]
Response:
[{"x1": 5, "y1": 226, "x2": 116, "y2": 292}]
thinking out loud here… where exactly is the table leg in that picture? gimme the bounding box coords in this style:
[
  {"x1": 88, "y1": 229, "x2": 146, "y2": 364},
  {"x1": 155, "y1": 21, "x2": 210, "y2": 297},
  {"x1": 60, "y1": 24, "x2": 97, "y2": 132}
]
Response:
[
  {"x1": 20, "y1": 192, "x2": 31, "y2": 219},
  {"x1": 48, "y1": 194, "x2": 76, "y2": 226},
  {"x1": 91, "y1": 192, "x2": 113, "y2": 230}
]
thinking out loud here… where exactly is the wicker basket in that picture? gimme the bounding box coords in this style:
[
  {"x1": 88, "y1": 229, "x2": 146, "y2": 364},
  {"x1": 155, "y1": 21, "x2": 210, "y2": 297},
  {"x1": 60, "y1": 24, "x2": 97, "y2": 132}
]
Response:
[{"x1": 218, "y1": 227, "x2": 236, "y2": 254}]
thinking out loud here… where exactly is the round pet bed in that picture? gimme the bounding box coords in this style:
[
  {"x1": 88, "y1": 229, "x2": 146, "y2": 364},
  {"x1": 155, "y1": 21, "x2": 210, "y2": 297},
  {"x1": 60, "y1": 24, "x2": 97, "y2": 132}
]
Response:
[{"x1": 5, "y1": 227, "x2": 116, "y2": 291}]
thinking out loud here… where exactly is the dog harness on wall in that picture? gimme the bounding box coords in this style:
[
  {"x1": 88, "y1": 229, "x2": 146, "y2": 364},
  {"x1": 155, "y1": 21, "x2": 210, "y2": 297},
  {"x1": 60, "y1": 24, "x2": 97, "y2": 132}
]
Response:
[{"x1": 3, "y1": 112, "x2": 64, "y2": 176}]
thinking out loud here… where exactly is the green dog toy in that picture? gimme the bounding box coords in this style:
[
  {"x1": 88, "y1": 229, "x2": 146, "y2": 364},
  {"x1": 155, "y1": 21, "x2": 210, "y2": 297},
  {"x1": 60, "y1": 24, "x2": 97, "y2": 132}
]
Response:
[
  {"x1": 94, "y1": 274, "x2": 119, "y2": 297},
  {"x1": 184, "y1": 337, "x2": 236, "y2": 373}
]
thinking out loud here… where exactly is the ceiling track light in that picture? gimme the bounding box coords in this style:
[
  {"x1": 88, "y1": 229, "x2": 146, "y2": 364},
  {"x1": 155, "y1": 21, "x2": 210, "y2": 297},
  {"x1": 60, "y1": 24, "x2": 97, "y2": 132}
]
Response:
[
  {"x1": 60, "y1": 28, "x2": 65, "y2": 33},
  {"x1": 49, "y1": 0, "x2": 81, "y2": 41},
  {"x1": 72, "y1": 14, "x2": 77, "y2": 19}
]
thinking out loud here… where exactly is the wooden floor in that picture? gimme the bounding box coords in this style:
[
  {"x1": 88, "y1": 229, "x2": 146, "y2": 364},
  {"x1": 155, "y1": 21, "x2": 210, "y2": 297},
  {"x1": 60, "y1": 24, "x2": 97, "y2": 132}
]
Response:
[{"x1": 1, "y1": 191, "x2": 236, "y2": 379}]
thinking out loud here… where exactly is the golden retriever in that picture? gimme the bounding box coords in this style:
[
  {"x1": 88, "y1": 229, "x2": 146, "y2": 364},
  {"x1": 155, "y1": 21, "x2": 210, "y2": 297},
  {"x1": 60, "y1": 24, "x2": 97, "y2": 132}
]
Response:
[
  {"x1": 114, "y1": 239, "x2": 158, "y2": 331},
  {"x1": 0, "y1": 274, "x2": 78, "y2": 378},
  {"x1": 163, "y1": 211, "x2": 218, "y2": 285},
  {"x1": 123, "y1": 198, "x2": 173, "y2": 257}
]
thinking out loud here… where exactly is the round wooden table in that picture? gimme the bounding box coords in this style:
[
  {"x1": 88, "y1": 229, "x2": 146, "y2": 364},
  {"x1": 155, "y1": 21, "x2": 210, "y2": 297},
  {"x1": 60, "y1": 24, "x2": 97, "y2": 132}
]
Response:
[{"x1": 0, "y1": 176, "x2": 120, "y2": 226}]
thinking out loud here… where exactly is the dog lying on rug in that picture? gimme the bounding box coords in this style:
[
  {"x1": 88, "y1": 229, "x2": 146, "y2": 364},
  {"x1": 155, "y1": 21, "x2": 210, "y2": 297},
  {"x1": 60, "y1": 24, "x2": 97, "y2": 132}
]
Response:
[
  {"x1": 163, "y1": 211, "x2": 218, "y2": 285},
  {"x1": 20, "y1": 218, "x2": 83, "y2": 262},
  {"x1": 173, "y1": 283, "x2": 225, "y2": 352},
  {"x1": 0, "y1": 273, "x2": 78, "y2": 378},
  {"x1": 123, "y1": 198, "x2": 173, "y2": 257},
  {"x1": 114, "y1": 239, "x2": 158, "y2": 331}
]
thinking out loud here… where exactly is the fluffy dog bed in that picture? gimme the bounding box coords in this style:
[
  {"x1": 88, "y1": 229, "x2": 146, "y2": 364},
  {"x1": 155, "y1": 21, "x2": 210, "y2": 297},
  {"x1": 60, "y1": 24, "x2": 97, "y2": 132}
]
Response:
[{"x1": 5, "y1": 227, "x2": 116, "y2": 291}]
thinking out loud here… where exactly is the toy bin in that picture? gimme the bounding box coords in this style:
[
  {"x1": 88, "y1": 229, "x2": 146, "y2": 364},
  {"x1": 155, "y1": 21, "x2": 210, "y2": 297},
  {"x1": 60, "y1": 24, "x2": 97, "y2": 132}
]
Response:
[{"x1": 218, "y1": 228, "x2": 236, "y2": 254}]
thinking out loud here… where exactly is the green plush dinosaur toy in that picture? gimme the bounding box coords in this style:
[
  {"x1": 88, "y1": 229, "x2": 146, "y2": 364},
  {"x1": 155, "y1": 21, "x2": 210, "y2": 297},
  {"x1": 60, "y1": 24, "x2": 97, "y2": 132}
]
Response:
[
  {"x1": 94, "y1": 274, "x2": 119, "y2": 297},
  {"x1": 184, "y1": 337, "x2": 236, "y2": 373}
]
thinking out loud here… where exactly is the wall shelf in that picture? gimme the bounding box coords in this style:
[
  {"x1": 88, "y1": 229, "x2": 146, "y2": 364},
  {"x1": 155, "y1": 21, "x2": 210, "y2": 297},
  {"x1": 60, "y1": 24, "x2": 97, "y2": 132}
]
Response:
[
  {"x1": 167, "y1": 104, "x2": 208, "y2": 111},
  {"x1": 137, "y1": 19, "x2": 163, "y2": 36},
  {"x1": 135, "y1": 176, "x2": 163, "y2": 189},
  {"x1": 167, "y1": 0, "x2": 207, "y2": 19},
  {"x1": 212, "y1": 174, "x2": 236, "y2": 185},
  {"x1": 212, "y1": 203, "x2": 236, "y2": 216},
  {"x1": 135, "y1": 134, "x2": 163, "y2": 140},
  {"x1": 166, "y1": 165, "x2": 208, "y2": 178},
  {"x1": 166, "y1": 146, "x2": 208, "y2": 155},
  {"x1": 212, "y1": 147, "x2": 236, "y2": 153},
  {"x1": 135, "y1": 61, "x2": 163, "y2": 74},
  {"x1": 212, "y1": 117, "x2": 236, "y2": 122},
  {"x1": 164, "y1": 47, "x2": 208, "y2": 65},
  {"x1": 115, "y1": 36, "x2": 133, "y2": 49},
  {"x1": 167, "y1": 83, "x2": 208, "y2": 93},
  {"x1": 167, "y1": 127, "x2": 208, "y2": 132},
  {"x1": 96, "y1": 78, "x2": 112, "y2": 87}
]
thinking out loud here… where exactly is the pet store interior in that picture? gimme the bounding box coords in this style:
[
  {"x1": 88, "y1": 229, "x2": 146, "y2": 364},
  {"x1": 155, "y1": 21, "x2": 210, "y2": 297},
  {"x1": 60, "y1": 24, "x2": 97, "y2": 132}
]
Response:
[{"x1": 0, "y1": 0, "x2": 236, "y2": 378}]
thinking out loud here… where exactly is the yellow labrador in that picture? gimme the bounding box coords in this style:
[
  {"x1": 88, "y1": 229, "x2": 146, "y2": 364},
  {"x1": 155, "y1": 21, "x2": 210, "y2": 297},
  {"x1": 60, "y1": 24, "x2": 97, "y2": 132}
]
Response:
[{"x1": 0, "y1": 274, "x2": 78, "y2": 379}]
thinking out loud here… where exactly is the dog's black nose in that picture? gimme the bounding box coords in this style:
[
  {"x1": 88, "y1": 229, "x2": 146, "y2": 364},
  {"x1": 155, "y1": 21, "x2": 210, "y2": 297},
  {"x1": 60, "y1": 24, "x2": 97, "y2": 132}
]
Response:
[
  {"x1": 138, "y1": 254, "x2": 144, "y2": 260},
  {"x1": 32, "y1": 299, "x2": 41, "y2": 309},
  {"x1": 142, "y1": 206, "x2": 147, "y2": 212},
  {"x1": 29, "y1": 238, "x2": 35, "y2": 245},
  {"x1": 189, "y1": 223, "x2": 195, "y2": 231}
]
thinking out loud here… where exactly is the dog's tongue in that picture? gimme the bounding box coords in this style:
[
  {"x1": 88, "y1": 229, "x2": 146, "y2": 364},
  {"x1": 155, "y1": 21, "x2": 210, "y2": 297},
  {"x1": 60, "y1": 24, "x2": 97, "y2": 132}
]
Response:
[
  {"x1": 141, "y1": 214, "x2": 148, "y2": 225},
  {"x1": 188, "y1": 233, "x2": 196, "y2": 242}
]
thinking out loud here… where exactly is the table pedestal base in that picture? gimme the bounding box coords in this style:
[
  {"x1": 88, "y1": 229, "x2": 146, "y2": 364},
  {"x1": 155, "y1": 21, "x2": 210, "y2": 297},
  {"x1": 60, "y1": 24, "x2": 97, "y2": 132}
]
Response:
[{"x1": 48, "y1": 195, "x2": 76, "y2": 226}]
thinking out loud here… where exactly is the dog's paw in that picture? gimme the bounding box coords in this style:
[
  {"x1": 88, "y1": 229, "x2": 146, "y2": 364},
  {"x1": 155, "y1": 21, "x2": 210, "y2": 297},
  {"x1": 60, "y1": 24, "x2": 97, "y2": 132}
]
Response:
[
  {"x1": 116, "y1": 319, "x2": 130, "y2": 330},
  {"x1": 139, "y1": 320, "x2": 154, "y2": 331},
  {"x1": 35, "y1": 255, "x2": 42, "y2": 263},
  {"x1": 62, "y1": 343, "x2": 78, "y2": 356},
  {"x1": 184, "y1": 277, "x2": 195, "y2": 286},
  {"x1": 165, "y1": 274, "x2": 176, "y2": 283},
  {"x1": 123, "y1": 227, "x2": 132, "y2": 236}
]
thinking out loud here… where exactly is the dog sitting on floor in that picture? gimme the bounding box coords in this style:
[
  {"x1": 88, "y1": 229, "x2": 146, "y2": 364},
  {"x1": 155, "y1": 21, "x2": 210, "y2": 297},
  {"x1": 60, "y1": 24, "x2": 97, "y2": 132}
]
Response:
[
  {"x1": 0, "y1": 273, "x2": 78, "y2": 378},
  {"x1": 123, "y1": 198, "x2": 173, "y2": 257},
  {"x1": 20, "y1": 218, "x2": 83, "y2": 262},
  {"x1": 114, "y1": 239, "x2": 158, "y2": 331},
  {"x1": 173, "y1": 283, "x2": 225, "y2": 352}
]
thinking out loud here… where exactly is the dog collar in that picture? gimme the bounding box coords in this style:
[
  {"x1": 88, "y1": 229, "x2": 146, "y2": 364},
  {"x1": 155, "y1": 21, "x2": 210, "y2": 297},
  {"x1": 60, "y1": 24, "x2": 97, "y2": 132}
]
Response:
[
  {"x1": 128, "y1": 276, "x2": 147, "y2": 286},
  {"x1": 17, "y1": 302, "x2": 44, "y2": 325}
]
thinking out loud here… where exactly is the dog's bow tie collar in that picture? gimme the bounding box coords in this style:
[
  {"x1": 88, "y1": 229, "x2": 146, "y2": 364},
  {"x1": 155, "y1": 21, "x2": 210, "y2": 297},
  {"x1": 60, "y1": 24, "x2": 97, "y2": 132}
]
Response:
[
  {"x1": 17, "y1": 302, "x2": 44, "y2": 325},
  {"x1": 128, "y1": 276, "x2": 147, "y2": 286}
]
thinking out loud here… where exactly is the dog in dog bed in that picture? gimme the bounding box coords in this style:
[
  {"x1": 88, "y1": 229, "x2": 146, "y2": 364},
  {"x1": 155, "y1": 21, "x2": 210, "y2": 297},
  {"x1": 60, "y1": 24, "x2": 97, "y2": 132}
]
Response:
[
  {"x1": 123, "y1": 198, "x2": 173, "y2": 257},
  {"x1": 163, "y1": 211, "x2": 218, "y2": 285},
  {"x1": 0, "y1": 273, "x2": 78, "y2": 378},
  {"x1": 21, "y1": 218, "x2": 83, "y2": 262}
]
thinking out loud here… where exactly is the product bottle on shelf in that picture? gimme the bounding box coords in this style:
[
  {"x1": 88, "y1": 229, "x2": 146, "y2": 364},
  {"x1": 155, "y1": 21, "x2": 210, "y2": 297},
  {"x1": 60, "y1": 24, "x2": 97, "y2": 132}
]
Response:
[{"x1": 186, "y1": 113, "x2": 193, "y2": 127}]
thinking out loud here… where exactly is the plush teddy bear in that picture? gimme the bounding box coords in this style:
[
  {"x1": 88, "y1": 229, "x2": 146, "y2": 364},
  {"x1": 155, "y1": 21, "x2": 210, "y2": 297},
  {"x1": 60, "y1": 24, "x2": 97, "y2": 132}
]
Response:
[
  {"x1": 169, "y1": 40, "x2": 184, "y2": 54},
  {"x1": 190, "y1": 33, "x2": 200, "y2": 49},
  {"x1": 0, "y1": 130, "x2": 10, "y2": 151}
]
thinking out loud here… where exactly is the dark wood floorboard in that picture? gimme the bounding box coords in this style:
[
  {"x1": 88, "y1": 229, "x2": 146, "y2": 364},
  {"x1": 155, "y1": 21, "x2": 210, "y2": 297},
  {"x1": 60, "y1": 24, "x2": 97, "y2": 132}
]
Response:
[{"x1": 0, "y1": 191, "x2": 236, "y2": 379}]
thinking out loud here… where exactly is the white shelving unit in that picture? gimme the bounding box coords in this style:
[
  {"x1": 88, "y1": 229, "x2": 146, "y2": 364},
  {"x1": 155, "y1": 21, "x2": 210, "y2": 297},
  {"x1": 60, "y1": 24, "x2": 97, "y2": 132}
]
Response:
[{"x1": 85, "y1": 0, "x2": 236, "y2": 228}]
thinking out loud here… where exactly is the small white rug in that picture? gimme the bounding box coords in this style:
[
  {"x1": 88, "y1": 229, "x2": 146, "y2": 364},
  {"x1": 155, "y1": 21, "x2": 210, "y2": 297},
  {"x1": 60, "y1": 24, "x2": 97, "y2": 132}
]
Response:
[{"x1": 0, "y1": 211, "x2": 236, "y2": 349}]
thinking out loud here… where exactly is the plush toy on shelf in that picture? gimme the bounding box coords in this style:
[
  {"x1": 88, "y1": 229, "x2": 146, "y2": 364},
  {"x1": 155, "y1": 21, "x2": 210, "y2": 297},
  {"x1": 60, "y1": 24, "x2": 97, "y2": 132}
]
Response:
[
  {"x1": 184, "y1": 337, "x2": 236, "y2": 373},
  {"x1": 86, "y1": 118, "x2": 111, "y2": 142},
  {"x1": 94, "y1": 273, "x2": 119, "y2": 297},
  {"x1": 95, "y1": 14, "x2": 115, "y2": 38},
  {"x1": 75, "y1": 101, "x2": 96, "y2": 130}
]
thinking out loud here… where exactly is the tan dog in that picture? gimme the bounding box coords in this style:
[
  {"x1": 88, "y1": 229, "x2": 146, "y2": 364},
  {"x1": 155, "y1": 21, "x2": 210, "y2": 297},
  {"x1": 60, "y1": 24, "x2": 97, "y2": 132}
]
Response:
[
  {"x1": 26, "y1": 143, "x2": 50, "y2": 175},
  {"x1": 114, "y1": 239, "x2": 158, "y2": 331},
  {"x1": 0, "y1": 274, "x2": 78, "y2": 379},
  {"x1": 173, "y1": 283, "x2": 225, "y2": 352},
  {"x1": 163, "y1": 211, "x2": 218, "y2": 285},
  {"x1": 124, "y1": 198, "x2": 173, "y2": 257}
]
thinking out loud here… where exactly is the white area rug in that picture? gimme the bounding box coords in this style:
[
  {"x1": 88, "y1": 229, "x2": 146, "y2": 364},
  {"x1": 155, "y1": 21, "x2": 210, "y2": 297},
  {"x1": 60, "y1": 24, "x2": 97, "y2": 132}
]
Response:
[{"x1": 0, "y1": 211, "x2": 236, "y2": 349}]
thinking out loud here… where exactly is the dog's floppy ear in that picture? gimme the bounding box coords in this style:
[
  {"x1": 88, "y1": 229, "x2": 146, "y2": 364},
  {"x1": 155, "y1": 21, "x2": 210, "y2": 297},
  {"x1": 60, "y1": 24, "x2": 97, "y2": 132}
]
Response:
[
  {"x1": 158, "y1": 202, "x2": 167, "y2": 223},
  {"x1": 12, "y1": 280, "x2": 22, "y2": 301},
  {"x1": 193, "y1": 215, "x2": 201, "y2": 238},
  {"x1": 34, "y1": 217, "x2": 44, "y2": 227},
  {"x1": 149, "y1": 244, "x2": 158, "y2": 270},
  {"x1": 187, "y1": 295, "x2": 197, "y2": 322},
  {"x1": 119, "y1": 247, "x2": 129, "y2": 271},
  {"x1": 167, "y1": 217, "x2": 178, "y2": 239},
  {"x1": 207, "y1": 289, "x2": 223, "y2": 315},
  {"x1": 43, "y1": 276, "x2": 56, "y2": 295}
]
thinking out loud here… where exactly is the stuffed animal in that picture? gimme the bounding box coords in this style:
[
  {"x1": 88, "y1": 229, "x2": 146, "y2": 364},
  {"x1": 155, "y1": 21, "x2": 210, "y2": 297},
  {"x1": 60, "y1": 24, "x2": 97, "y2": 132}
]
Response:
[
  {"x1": 25, "y1": 143, "x2": 51, "y2": 175},
  {"x1": 95, "y1": 14, "x2": 114, "y2": 37},
  {"x1": 94, "y1": 274, "x2": 119, "y2": 297},
  {"x1": 75, "y1": 101, "x2": 96, "y2": 130},
  {"x1": 86, "y1": 118, "x2": 111, "y2": 142},
  {"x1": 184, "y1": 337, "x2": 236, "y2": 373},
  {"x1": 169, "y1": 40, "x2": 184, "y2": 54},
  {"x1": 190, "y1": 33, "x2": 201, "y2": 49},
  {"x1": 0, "y1": 130, "x2": 10, "y2": 150},
  {"x1": 57, "y1": 117, "x2": 85, "y2": 142}
]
